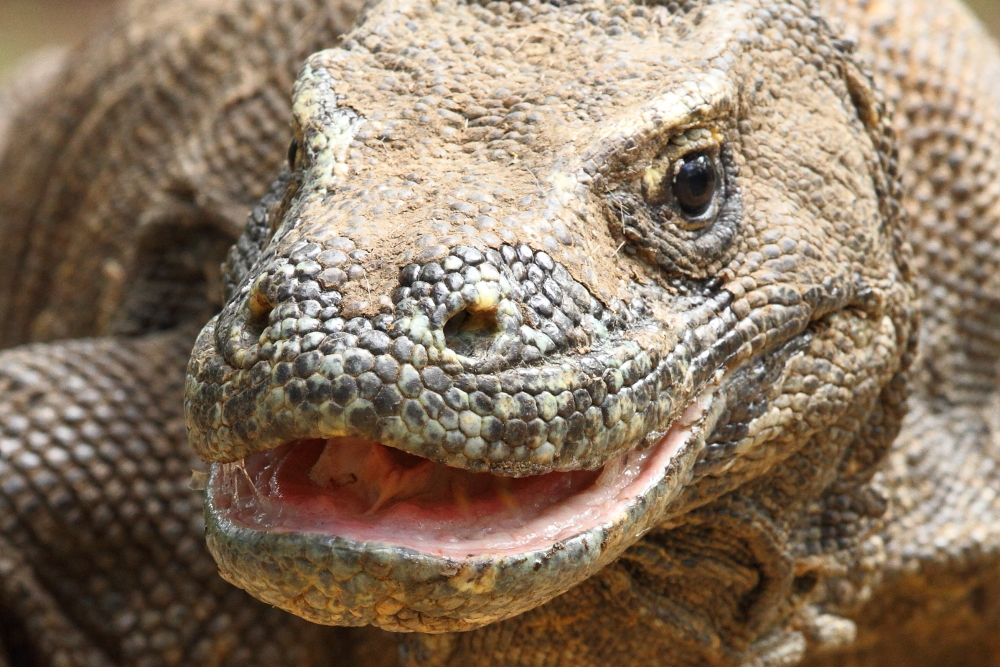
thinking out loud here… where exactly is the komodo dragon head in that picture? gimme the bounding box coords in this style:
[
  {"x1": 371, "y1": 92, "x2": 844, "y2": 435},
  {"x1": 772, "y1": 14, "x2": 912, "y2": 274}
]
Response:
[{"x1": 185, "y1": 0, "x2": 918, "y2": 654}]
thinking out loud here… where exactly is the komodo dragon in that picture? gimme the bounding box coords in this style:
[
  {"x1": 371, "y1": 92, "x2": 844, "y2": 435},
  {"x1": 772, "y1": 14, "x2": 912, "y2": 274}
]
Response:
[{"x1": 1, "y1": 0, "x2": 999, "y2": 664}]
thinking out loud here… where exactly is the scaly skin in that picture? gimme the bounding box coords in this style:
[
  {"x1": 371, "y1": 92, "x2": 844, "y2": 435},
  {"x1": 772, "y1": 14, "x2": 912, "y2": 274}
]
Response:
[
  {"x1": 1, "y1": 0, "x2": 999, "y2": 665},
  {"x1": 186, "y1": 0, "x2": 917, "y2": 642}
]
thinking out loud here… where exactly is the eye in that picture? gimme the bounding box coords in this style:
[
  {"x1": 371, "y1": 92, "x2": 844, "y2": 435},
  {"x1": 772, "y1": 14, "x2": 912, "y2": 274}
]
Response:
[
  {"x1": 673, "y1": 154, "x2": 717, "y2": 217},
  {"x1": 287, "y1": 139, "x2": 299, "y2": 171},
  {"x1": 639, "y1": 147, "x2": 724, "y2": 230}
]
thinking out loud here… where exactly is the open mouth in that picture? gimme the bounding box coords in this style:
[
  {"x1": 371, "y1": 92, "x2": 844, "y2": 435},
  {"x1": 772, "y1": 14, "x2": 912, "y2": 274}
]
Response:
[
  {"x1": 202, "y1": 383, "x2": 721, "y2": 631},
  {"x1": 211, "y1": 391, "x2": 714, "y2": 558}
]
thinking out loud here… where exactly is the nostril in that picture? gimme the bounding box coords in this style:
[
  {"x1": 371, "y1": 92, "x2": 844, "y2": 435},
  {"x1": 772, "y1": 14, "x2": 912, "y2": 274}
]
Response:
[
  {"x1": 444, "y1": 307, "x2": 500, "y2": 357},
  {"x1": 245, "y1": 290, "x2": 275, "y2": 337},
  {"x1": 444, "y1": 309, "x2": 468, "y2": 334}
]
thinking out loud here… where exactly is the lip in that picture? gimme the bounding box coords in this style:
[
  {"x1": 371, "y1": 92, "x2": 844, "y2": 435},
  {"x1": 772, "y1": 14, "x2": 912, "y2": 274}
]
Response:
[{"x1": 202, "y1": 383, "x2": 720, "y2": 631}]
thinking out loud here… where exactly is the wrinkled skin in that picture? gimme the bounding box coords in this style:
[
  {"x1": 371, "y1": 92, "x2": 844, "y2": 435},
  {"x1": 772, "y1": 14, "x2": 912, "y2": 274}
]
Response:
[{"x1": 1, "y1": 0, "x2": 999, "y2": 665}]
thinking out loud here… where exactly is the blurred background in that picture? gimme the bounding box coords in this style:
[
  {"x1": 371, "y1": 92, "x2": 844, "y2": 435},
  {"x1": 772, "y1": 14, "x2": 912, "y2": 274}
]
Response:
[
  {"x1": 0, "y1": 0, "x2": 114, "y2": 76},
  {"x1": 0, "y1": 0, "x2": 999, "y2": 77}
]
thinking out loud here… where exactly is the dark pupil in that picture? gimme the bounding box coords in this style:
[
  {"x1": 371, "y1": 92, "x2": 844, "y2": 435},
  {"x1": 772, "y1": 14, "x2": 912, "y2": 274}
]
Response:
[
  {"x1": 673, "y1": 154, "x2": 717, "y2": 216},
  {"x1": 287, "y1": 139, "x2": 299, "y2": 170}
]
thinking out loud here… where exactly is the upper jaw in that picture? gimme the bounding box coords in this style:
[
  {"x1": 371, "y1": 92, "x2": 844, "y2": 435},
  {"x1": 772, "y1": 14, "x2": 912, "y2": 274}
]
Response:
[{"x1": 185, "y1": 233, "x2": 715, "y2": 475}]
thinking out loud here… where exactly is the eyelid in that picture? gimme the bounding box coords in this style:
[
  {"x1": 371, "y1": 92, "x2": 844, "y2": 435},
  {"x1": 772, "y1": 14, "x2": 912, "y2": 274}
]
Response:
[{"x1": 655, "y1": 127, "x2": 724, "y2": 164}]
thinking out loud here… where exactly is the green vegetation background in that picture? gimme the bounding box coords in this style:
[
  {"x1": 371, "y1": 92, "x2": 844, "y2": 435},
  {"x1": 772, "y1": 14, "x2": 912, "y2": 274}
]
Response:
[{"x1": 1, "y1": 0, "x2": 999, "y2": 77}]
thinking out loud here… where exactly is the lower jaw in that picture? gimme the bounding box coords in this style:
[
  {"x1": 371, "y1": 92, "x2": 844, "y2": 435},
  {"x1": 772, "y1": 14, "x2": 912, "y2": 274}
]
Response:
[{"x1": 204, "y1": 390, "x2": 715, "y2": 632}]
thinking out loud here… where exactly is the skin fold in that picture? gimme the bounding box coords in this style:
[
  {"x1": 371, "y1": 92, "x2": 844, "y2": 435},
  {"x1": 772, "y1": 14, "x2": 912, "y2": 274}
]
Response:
[{"x1": 0, "y1": 0, "x2": 998, "y2": 665}]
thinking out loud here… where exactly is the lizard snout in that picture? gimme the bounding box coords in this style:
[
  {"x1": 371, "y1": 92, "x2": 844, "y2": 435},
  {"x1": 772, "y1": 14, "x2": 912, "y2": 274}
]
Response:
[
  {"x1": 220, "y1": 239, "x2": 605, "y2": 373},
  {"x1": 195, "y1": 227, "x2": 639, "y2": 475}
]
